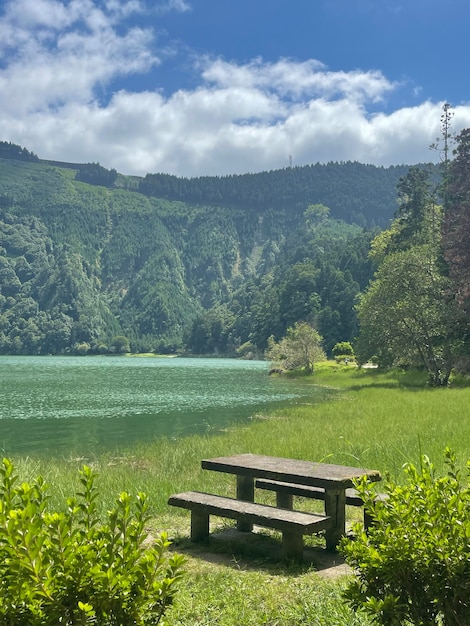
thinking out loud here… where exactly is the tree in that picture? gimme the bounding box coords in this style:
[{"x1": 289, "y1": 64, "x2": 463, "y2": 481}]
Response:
[
  {"x1": 391, "y1": 167, "x2": 438, "y2": 252},
  {"x1": 430, "y1": 102, "x2": 454, "y2": 185},
  {"x1": 266, "y1": 322, "x2": 325, "y2": 373},
  {"x1": 76, "y1": 162, "x2": 117, "y2": 187},
  {"x1": 356, "y1": 158, "x2": 461, "y2": 385},
  {"x1": 440, "y1": 101, "x2": 454, "y2": 169},
  {"x1": 186, "y1": 306, "x2": 235, "y2": 354},
  {"x1": 110, "y1": 335, "x2": 130, "y2": 353},
  {"x1": 356, "y1": 245, "x2": 458, "y2": 385},
  {"x1": 278, "y1": 263, "x2": 321, "y2": 333},
  {"x1": 442, "y1": 128, "x2": 470, "y2": 315},
  {"x1": 332, "y1": 341, "x2": 354, "y2": 358},
  {"x1": 304, "y1": 203, "x2": 330, "y2": 226}
]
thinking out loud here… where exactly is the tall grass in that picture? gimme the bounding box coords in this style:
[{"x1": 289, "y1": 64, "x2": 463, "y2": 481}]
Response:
[
  {"x1": 10, "y1": 364, "x2": 470, "y2": 509},
  {"x1": 7, "y1": 365, "x2": 470, "y2": 625}
]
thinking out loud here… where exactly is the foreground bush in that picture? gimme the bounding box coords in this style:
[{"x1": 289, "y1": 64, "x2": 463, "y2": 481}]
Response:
[
  {"x1": 340, "y1": 448, "x2": 470, "y2": 625},
  {"x1": 0, "y1": 459, "x2": 184, "y2": 625}
]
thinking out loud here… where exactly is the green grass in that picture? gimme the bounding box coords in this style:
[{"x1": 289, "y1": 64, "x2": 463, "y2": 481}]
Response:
[
  {"x1": 167, "y1": 564, "x2": 371, "y2": 625},
  {"x1": 7, "y1": 365, "x2": 470, "y2": 625}
]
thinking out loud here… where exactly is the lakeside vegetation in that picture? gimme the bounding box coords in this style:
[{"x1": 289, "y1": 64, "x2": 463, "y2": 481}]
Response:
[{"x1": 8, "y1": 365, "x2": 470, "y2": 625}]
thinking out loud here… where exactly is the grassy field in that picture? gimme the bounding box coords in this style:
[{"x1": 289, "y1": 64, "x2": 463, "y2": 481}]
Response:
[{"x1": 9, "y1": 364, "x2": 470, "y2": 625}]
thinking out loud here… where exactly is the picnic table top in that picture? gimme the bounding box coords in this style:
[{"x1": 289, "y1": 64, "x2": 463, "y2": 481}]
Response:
[{"x1": 202, "y1": 453, "x2": 381, "y2": 490}]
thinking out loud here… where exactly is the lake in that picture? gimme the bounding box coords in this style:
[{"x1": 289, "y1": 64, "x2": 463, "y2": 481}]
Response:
[{"x1": 0, "y1": 356, "x2": 330, "y2": 458}]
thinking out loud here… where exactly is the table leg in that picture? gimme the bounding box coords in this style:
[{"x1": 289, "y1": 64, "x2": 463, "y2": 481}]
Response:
[
  {"x1": 324, "y1": 488, "x2": 346, "y2": 551},
  {"x1": 236, "y1": 475, "x2": 254, "y2": 532},
  {"x1": 191, "y1": 511, "x2": 209, "y2": 542},
  {"x1": 281, "y1": 530, "x2": 304, "y2": 562},
  {"x1": 276, "y1": 492, "x2": 294, "y2": 509}
]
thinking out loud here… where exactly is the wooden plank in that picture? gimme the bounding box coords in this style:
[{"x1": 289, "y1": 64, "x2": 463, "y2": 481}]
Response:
[
  {"x1": 168, "y1": 491, "x2": 331, "y2": 534},
  {"x1": 324, "y1": 488, "x2": 346, "y2": 551},
  {"x1": 191, "y1": 510, "x2": 209, "y2": 542},
  {"x1": 168, "y1": 491, "x2": 332, "y2": 561},
  {"x1": 255, "y1": 478, "x2": 365, "y2": 506},
  {"x1": 255, "y1": 478, "x2": 388, "y2": 534},
  {"x1": 236, "y1": 475, "x2": 255, "y2": 532},
  {"x1": 202, "y1": 454, "x2": 381, "y2": 489}
]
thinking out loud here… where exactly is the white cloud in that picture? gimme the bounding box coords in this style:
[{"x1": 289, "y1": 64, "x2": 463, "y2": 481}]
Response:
[
  {"x1": 0, "y1": 0, "x2": 158, "y2": 114},
  {"x1": 105, "y1": 1, "x2": 145, "y2": 19},
  {"x1": 2, "y1": 0, "x2": 73, "y2": 30},
  {"x1": 155, "y1": 0, "x2": 191, "y2": 14},
  {"x1": 202, "y1": 57, "x2": 395, "y2": 103},
  {"x1": 1, "y1": 0, "x2": 470, "y2": 177}
]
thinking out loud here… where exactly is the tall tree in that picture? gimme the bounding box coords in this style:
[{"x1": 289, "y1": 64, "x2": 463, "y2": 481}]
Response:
[
  {"x1": 430, "y1": 102, "x2": 454, "y2": 174},
  {"x1": 392, "y1": 167, "x2": 437, "y2": 251},
  {"x1": 357, "y1": 163, "x2": 459, "y2": 386},
  {"x1": 356, "y1": 244, "x2": 458, "y2": 386},
  {"x1": 442, "y1": 128, "x2": 470, "y2": 314}
]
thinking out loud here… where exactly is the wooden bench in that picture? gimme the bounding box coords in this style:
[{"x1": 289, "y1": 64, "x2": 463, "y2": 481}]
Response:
[
  {"x1": 168, "y1": 491, "x2": 332, "y2": 561},
  {"x1": 255, "y1": 479, "x2": 387, "y2": 529}
]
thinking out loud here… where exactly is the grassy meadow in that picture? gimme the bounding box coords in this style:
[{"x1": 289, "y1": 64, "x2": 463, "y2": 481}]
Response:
[{"x1": 8, "y1": 364, "x2": 470, "y2": 625}]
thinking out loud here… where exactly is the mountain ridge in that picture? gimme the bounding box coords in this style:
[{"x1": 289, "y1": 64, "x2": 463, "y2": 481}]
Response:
[{"x1": 0, "y1": 142, "x2": 433, "y2": 356}]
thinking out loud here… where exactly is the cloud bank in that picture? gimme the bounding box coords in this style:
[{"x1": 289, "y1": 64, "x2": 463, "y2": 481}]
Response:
[{"x1": 1, "y1": 0, "x2": 470, "y2": 177}]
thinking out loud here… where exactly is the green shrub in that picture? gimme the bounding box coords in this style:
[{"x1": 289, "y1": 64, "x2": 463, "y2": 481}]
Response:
[
  {"x1": 110, "y1": 335, "x2": 131, "y2": 354},
  {"x1": 0, "y1": 459, "x2": 184, "y2": 625},
  {"x1": 340, "y1": 448, "x2": 470, "y2": 625},
  {"x1": 332, "y1": 341, "x2": 354, "y2": 358}
]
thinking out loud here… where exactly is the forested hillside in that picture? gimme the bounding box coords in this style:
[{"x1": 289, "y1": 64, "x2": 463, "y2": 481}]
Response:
[
  {"x1": 0, "y1": 142, "x2": 428, "y2": 356},
  {"x1": 139, "y1": 162, "x2": 411, "y2": 228}
]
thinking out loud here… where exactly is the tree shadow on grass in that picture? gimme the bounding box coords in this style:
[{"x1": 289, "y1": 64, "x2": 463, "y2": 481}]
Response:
[
  {"x1": 346, "y1": 368, "x2": 431, "y2": 392},
  {"x1": 347, "y1": 381, "x2": 426, "y2": 392},
  {"x1": 168, "y1": 525, "x2": 351, "y2": 578}
]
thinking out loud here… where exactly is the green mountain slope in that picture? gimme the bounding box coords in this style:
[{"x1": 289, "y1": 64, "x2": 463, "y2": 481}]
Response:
[
  {"x1": 0, "y1": 145, "x2": 424, "y2": 355},
  {"x1": 139, "y1": 161, "x2": 411, "y2": 228}
]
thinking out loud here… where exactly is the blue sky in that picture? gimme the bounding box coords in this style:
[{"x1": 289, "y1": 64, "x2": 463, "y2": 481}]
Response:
[{"x1": 1, "y1": 0, "x2": 470, "y2": 177}]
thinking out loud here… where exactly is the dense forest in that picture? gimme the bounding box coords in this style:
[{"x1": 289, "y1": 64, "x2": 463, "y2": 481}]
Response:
[
  {"x1": 0, "y1": 140, "x2": 436, "y2": 356},
  {"x1": 139, "y1": 163, "x2": 412, "y2": 228}
]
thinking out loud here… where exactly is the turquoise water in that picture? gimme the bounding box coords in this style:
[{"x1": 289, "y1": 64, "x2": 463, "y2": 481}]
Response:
[{"x1": 0, "y1": 356, "x2": 328, "y2": 457}]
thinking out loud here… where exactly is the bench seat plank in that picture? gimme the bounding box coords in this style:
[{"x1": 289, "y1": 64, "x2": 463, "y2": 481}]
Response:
[
  {"x1": 168, "y1": 491, "x2": 331, "y2": 561},
  {"x1": 255, "y1": 478, "x2": 365, "y2": 505},
  {"x1": 255, "y1": 478, "x2": 387, "y2": 530}
]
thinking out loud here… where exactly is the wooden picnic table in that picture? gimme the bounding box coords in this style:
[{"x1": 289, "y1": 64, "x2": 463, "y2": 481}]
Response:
[{"x1": 202, "y1": 453, "x2": 381, "y2": 550}]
